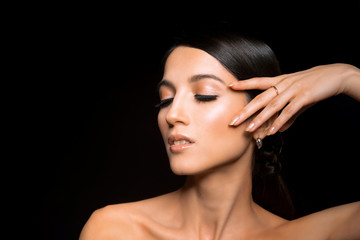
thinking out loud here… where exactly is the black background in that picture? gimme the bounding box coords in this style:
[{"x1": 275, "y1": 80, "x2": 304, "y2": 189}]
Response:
[{"x1": 19, "y1": 2, "x2": 360, "y2": 239}]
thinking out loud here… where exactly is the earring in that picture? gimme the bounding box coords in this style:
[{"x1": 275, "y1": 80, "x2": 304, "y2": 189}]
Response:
[{"x1": 256, "y1": 137, "x2": 263, "y2": 149}]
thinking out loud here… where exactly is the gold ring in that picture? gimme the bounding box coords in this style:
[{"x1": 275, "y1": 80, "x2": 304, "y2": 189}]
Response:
[{"x1": 272, "y1": 85, "x2": 279, "y2": 96}]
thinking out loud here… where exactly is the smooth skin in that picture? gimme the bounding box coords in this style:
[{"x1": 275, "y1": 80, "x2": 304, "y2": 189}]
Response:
[
  {"x1": 229, "y1": 63, "x2": 360, "y2": 134},
  {"x1": 80, "y1": 47, "x2": 360, "y2": 240}
]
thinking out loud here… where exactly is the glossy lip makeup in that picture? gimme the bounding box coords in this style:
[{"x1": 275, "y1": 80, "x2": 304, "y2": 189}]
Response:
[{"x1": 168, "y1": 134, "x2": 195, "y2": 153}]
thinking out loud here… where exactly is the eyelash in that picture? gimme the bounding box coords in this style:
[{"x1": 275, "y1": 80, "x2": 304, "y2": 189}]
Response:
[
  {"x1": 194, "y1": 94, "x2": 218, "y2": 103},
  {"x1": 155, "y1": 94, "x2": 218, "y2": 108}
]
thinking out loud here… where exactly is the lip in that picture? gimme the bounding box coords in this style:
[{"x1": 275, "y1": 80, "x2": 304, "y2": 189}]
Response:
[{"x1": 168, "y1": 134, "x2": 195, "y2": 153}]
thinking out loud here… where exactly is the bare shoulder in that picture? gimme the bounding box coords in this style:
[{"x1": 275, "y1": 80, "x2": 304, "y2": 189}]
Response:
[
  {"x1": 79, "y1": 203, "x2": 141, "y2": 240},
  {"x1": 79, "y1": 192, "x2": 180, "y2": 240},
  {"x1": 269, "y1": 201, "x2": 360, "y2": 240}
]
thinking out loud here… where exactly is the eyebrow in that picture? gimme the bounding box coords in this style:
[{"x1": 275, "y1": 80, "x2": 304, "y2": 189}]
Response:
[
  {"x1": 157, "y1": 79, "x2": 175, "y2": 92},
  {"x1": 157, "y1": 74, "x2": 226, "y2": 91},
  {"x1": 190, "y1": 74, "x2": 226, "y2": 85}
]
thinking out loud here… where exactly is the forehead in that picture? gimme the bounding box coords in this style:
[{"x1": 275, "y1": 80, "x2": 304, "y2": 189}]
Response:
[{"x1": 163, "y1": 46, "x2": 237, "y2": 84}]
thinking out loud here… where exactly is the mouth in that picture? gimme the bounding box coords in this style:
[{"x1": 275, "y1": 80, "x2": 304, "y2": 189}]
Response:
[{"x1": 168, "y1": 134, "x2": 195, "y2": 153}]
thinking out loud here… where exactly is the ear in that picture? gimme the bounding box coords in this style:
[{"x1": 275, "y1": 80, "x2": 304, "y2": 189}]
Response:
[{"x1": 252, "y1": 114, "x2": 277, "y2": 141}]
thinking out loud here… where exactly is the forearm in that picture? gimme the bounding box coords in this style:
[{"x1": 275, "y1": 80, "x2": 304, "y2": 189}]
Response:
[
  {"x1": 342, "y1": 64, "x2": 360, "y2": 101},
  {"x1": 329, "y1": 201, "x2": 360, "y2": 240}
]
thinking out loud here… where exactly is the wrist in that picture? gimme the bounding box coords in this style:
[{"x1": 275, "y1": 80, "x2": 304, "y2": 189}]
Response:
[{"x1": 342, "y1": 64, "x2": 360, "y2": 101}]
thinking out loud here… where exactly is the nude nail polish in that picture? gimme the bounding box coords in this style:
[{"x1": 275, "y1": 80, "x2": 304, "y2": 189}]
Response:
[
  {"x1": 246, "y1": 122, "x2": 255, "y2": 132},
  {"x1": 267, "y1": 126, "x2": 276, "y2": 135},
  {"x1": 228, "y1": 82, "x2": 237, "y2": 87},
  {"x1": 229, "y1": 116, "x2": 240, "y2": 126}
]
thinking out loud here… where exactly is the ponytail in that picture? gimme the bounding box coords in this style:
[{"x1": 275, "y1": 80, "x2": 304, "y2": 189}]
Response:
[{"x1": 252, "y1": 133, "x2": 295, "y2": 219}]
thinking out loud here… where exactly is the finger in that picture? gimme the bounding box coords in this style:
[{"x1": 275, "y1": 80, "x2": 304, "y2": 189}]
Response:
[
  {"x1": 229, "y1": 75, "x2": 293, "y2": 127},
  {"x1": 229, "y1": 87, "x2": 278, "y2": 126},
  {"x1": 267, "y1": 97, "x2": 307, "y2": 135},
  {"x1": 229, "y1": 77, "x2": 277, "y2": 90},
  {"x1": 279, "y1": 104, "x2": 312, "y2": 132},
  {"x1": 278, "y1": 113, "x2": 299, "y2": 132},
  {"x1": 245, "y1": 90, "x2": 294, "y2": 132}
]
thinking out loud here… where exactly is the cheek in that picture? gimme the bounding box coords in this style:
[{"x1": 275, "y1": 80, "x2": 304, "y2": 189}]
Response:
[
  {"x1": 204, "y1": 113, "x2": 249, "y2": 146},
  {"x1": 158, "y1": 111, "x2": 168, "y2": 140},
  {"x1": 195, "y1": 97, "x2": 251, "y2": 158},
  {"x1": 195, "y1": 94, "x2": 246, "y2": 132}
]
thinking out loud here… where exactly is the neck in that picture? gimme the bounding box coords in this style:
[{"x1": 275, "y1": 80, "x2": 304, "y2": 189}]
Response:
[{"x1": 178, "y1": 148, "x2": 261, "y2": 239}]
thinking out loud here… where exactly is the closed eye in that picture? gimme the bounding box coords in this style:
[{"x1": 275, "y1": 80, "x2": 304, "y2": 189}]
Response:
[
  {"x1": 155, "y1": 95, "x2": 218, "y2": 109},
  {"x1": 195, "y1": 94, "x2": 218, "y2": 102},
  {"x1": 155, "y1": 98, "x2": 173, "y2": 108}
]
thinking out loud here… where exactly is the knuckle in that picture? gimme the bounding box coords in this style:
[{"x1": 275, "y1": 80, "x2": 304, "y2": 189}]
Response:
[
  {"x1": 253, "y1": 93, "x2": 266, "y2": 102},
  {"x1": 275, "y1": 112, "x2": 291, "y2": 126},
  {"x1": 240, "y1": 107, "x2": 250, "y2": 117},
  {"x1": 255, "y1": 111, "x2": 266, "y2": 121},
  {"x1": 253, "y1": 93, "x2": 271, "y2": 106},
  {"x1": 273, "y1": 75, "x2": 285, "y2": 85},
  {"x1": 282, "y1": 104, "x2": 296, "y2": 115},
  {"x1": 268, "y1": 99, "x2": 281, "y2": 110},
  {"x1": 240, "y1": 106, "x2": 255, "y2": 119}
]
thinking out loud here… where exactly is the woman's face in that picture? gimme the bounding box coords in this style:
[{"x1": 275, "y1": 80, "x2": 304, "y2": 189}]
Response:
[{"x1": 158, "y1": 46, "x2": 253, "y2": 175}]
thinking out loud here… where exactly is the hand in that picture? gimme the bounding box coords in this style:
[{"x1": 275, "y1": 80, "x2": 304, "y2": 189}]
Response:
[{"x1": 229, "y1": 63, "x2": 360, "y2": 135}]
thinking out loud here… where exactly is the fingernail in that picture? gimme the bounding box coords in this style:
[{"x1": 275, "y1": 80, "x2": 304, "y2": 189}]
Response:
[
  {"x1": 266, "y1": 126, "x2": 276, "y2": 136},
  {"x1": 229, "y1": 116, "x2": 240, "y2": 126},
  {"x1": 245, "y1": 122, "x2": 255, "y2": 132},
  {"x1": 228, "y1": 82, "x2": 237, "y2": 87}
]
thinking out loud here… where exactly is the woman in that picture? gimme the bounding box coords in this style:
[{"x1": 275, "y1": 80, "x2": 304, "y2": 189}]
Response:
[{"x1": 80, "y1": 31, "x2": 360, "y2": 239}]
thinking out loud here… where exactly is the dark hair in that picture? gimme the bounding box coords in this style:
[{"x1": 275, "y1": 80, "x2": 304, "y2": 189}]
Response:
[{"x1": 163, "y1": 28, "x2": 295, "y2": 219}]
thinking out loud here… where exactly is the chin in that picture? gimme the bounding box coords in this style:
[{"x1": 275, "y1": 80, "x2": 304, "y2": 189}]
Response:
[
  {"x1": 168, "y1": 155, "x2": 210, "y2": 176},
  {"x1": 169, "y1": 160, "x2": 199, "y2": 176},
  {"x1": 168, "y1": 155, "x2": 232, "y2": 176}
]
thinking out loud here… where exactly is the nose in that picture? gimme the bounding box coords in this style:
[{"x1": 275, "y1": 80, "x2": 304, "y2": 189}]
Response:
[{"x1": 165, "y1": 94, "x2": 190, "y2": 127}]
